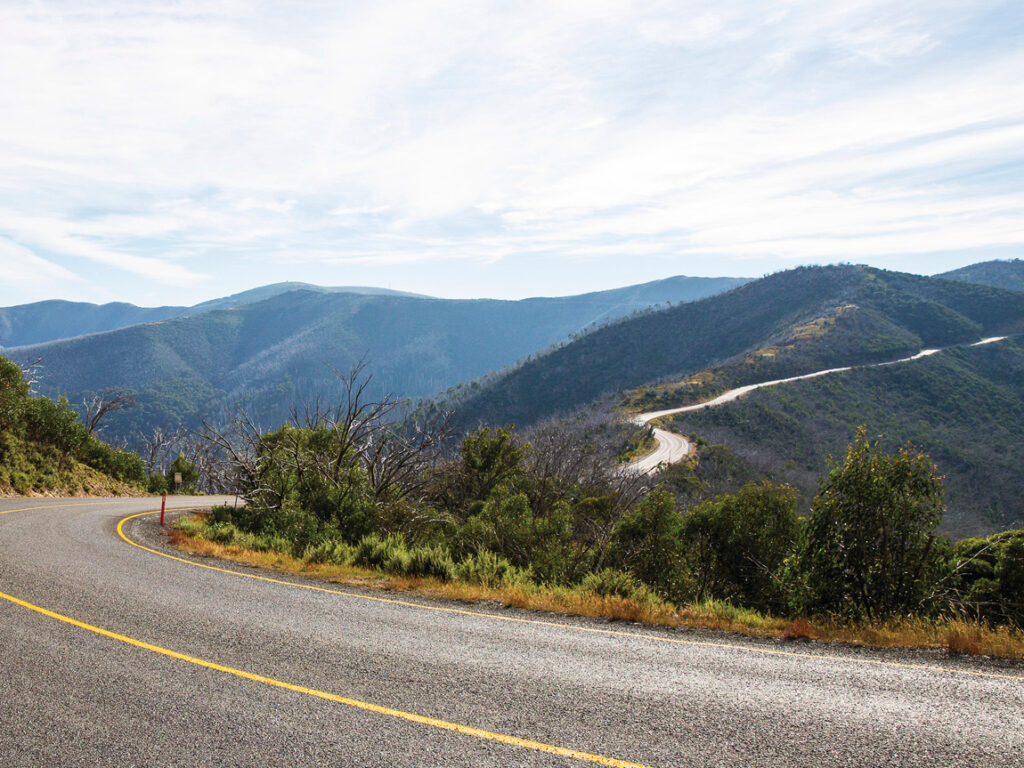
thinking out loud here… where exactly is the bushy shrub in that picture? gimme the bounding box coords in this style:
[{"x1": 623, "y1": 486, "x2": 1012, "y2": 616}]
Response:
[
  {"x1": 353, "y1": 533, "x2": 409, "y2": 571},
  {"x1": 679, "y1": 481, "x2": 799, "y2": 611},
  {"x1": 406, "y1": 544, "x2": 455, "y2": 581},
  {"x1": 383, "y1": 549, "x2": 413, "y2": 576},
  {"x1": 455, "y1": 549, "x2": 531, "y2": 588},
  {"x1": 579, "y1": 568, "x2": 645, "y2": 600},
  {"x1": 205, "y1": 522, "x2": 239, "y2": 544},
  {"x1": 167, "y1": 453, "x2": 199, "y2": 493},
  {"x1": 607, "y1": 489, "x2": 687, "y2": 603},
  {"x1": 148, "y1": 471, "x2": 169, "y2": 494},
  {"x1": 303, "y1": 538, "x2": 354, "y2": 565},
  {"x1": 793, "y1": 429, "x2": 948, "y2": 620}
]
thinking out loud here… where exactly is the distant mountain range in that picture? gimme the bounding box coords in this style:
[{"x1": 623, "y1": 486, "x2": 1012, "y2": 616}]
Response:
[
  {"x1": 4, "y1": 258, "x2": 1023, "y2": 535},
  {"x1": 2, "y1": 275, "x2": 748, "y2": 436},
  {"x1": 0, "y1": 282, "x2": 427, "y2": 348}
]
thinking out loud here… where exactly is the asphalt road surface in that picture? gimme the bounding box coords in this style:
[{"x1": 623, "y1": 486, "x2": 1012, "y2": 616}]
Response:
[{"x1": 2, "y1": 497, "x2": 1022, "y2": 766}]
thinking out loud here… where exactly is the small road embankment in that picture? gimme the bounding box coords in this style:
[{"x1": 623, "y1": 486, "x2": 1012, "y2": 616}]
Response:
[{"x1": 625, "y1": 336, "x2": 1008, "y2": 475}]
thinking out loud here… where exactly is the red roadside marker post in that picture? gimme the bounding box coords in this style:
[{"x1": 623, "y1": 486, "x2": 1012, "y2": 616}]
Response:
[{"x1": 160, "y1": 492, "x2": 167, "y2": 526}]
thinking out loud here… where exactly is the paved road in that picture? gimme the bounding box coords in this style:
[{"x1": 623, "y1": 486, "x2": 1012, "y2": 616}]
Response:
[
  {"x1": 1, "y1": 497, "x2": 1022, "y2": 766},
  {"x1": 626, "y1": 337, "x2": 1009, "y2": 474}
]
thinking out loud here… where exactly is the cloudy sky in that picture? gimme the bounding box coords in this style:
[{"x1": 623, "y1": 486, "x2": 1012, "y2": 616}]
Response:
[{"x1": 1, "y1": 0, "x2": 1022, "y2": 307}]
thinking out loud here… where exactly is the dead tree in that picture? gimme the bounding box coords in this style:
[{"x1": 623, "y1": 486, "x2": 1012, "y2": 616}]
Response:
[
  {"x1": 135, "y1": 425, "x2": 185, "y2": 474},
  {"x1": 82, "y1": 390, "x2": 136, "y2": 434}
]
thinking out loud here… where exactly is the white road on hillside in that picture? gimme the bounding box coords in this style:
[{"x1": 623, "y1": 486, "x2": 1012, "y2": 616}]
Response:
[{"x1": 625, "y1": 336, "x2": 1009, "y2": 474}]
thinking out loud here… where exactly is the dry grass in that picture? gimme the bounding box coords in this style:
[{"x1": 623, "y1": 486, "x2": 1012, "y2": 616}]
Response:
[{"x1": 170, "y1": 525, "x2": 1024, "y2": 660}]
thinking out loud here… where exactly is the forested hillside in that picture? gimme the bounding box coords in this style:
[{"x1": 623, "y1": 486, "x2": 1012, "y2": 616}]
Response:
[
  {"x1": 937, "y1": 258, "x2": 1024, "y2": 292},
  {"x1": 448, "y1": 265, "x2": 1024, "y2": 430},
  {"x1": 660, "y1": 338, "x2": 1024, "y2": 536},
  {"x1": 8, "y1": 275, "x2": 746, "y2": 439}
]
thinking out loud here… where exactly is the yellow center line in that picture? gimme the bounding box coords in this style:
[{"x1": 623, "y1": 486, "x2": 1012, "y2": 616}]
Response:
[
  {"x1": 0, "y1": 588, "x2": 651, "y2": 768},
  {"x1": 119, "y1": 512, "x2": 1024, "y2": 682}
]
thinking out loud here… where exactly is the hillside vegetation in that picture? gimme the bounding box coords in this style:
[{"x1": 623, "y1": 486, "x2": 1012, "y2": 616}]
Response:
[
  {"x1": 8, "y1": 276, "x2": 746, "y2": 440},
  {"x1": 179, "y1": 400, "x2": 1024, "y2": 655},
  {"x1": 660, "y1": 338, "x2": 1024, "y2": 536},
  {"x1": 447, "y1": 265, "x2": 1024, "y2": 430},
  {"x1": 0, "y1": 356, "x2": 146, "y2": 496},
  {"x1": 937, "y1": 258, "x2": 1024, "y2": 292}
]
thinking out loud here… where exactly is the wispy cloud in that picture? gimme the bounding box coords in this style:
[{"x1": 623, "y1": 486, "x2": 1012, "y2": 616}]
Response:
[
  {"x1": 0, "y1": 0, "x2": 1021, "y2": 304},
  {"x1": 0, "y1": 238, "x2": 82, "y2": 287}
]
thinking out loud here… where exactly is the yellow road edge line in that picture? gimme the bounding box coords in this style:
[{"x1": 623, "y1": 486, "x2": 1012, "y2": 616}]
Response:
[
  {"x1": 119, "y1": 512, "x2": 1024, "y2": 682},
  {"x1": 0, "y1": 499, "x2": 133, "y2": 515},
  {"x1": 0, "y1": 587, "x2": 652, "y2": 768}
]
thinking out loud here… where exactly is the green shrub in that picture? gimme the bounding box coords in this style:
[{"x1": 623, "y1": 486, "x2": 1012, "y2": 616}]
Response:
[
  {"x1": 148, "y1": 471, "x2": 169, "y2": 494},
  {"x1": 167, "y1": 453, "x2": 199, "y2": 493},
  {"x1": 383, "y1": 549, "x2": 413, "y2": 576},
  {"x1": 205, "y1": 522, "x2": 239, "y2": 544},
  {"x1": 794, "y1": 428, "x2": 948, "y2": 620},
  {"x1": 353, "y1": 533, "x2": 409, "y2": 571},
  {"x1": 173, "y1": 515, "x2": 206, "y2": 538},
  {"x1": 406, "y1": 544, "x2": 456, "y2": 581},
  {"x1": 303, "y1": 539, "x2": 354, "y2": 565},
  {"x1": 455, "y1": 549, "x2": 531, "y2": 588},
  {"x1": 579, "y1": 568, "x2": 645, "y2": 600}
]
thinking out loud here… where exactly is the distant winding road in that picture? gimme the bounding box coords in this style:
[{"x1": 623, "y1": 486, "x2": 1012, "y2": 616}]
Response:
[
  {"x1": 626, "y1": 337, "x2": 1008, "y2": 474},
  {"x1": 1, "y1": 496, "x2": 1022, "y2": 765}
]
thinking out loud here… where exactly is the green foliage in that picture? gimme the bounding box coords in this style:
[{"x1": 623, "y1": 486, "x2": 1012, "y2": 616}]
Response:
[
  {"x1": 148, "y1": 471, "x2": 169, "y2": 494},
  {"x1": 453, "y1": 549, "x2": 531, "y2": 588},
  {"x1": 607, "y1": 489, "x2": 687, "y2": 603},
  {"x1": 167, "y1": 453, "x2": 199, "y2": 493},
  {"x1": 0, "y1": 354, "x2": 147, "y2": 492},
  {"x1": 189, "y1": 411, "x2": 1024, "y2": 630},
  {"x1": 680, "y1": 482, "x2": 800, "y2": 612},
  {"x1": 0, "y1": 357, "x2": 30, "y2": 433},
  {"x1": 794, "y1": 429, "x2": 947, "y2": 619},
  {"x1": 454, "y1": 487, "x2": 577, "y2": 582},
  {"x1": 668, "y1": 338, "x2": 1024, "y2": 533},
  {"x1": 952, "y1": 529, "x2": 1024, "y2": 625},
  {"x1": 253, "y1": 423, "x2": 378, "y2": 541},
  {"x1": 579, "y1": 568, "x2": 651, "y2": 602},
  {"x1": 302, "y1": 538, "x2": 355, "y2": 565},
  {"x1": 432, "y1": 426, "x2": 527, "y2": 517}
]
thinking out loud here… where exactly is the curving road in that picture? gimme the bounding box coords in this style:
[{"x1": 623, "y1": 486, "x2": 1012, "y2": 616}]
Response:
[
  {"x1": 626, "y1": 337, "x2": 1009, "y2": 474},
  {"x1": 1, "y1": 497, "x2": 1022, "y2": 766}
]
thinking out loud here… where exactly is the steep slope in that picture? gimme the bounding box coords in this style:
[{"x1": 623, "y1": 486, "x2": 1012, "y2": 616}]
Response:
[
  {"x1": 0, "y1": 355, "x2": 146, "y2": 497},
  {"x1": 9, "y1": 275, "x2": 747, "y2": 438},
  {"x1": 661, "y1": 337, "x2": 1024, "y2": 536},
  {"x1": 937, "y1": 258, "x2": 1024, "y2": 291},
  {"x1": 448, "y1": 265, "x2": 1024, "y2": 430}
]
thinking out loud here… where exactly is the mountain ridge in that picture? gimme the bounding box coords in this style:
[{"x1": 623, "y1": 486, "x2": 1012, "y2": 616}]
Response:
[
  {"x1": 8, "y1": 275, "x2": 749, "y2": 436},
  {"x1": 444, "y1": 264, "x2": 1024, "y2": 430}
]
